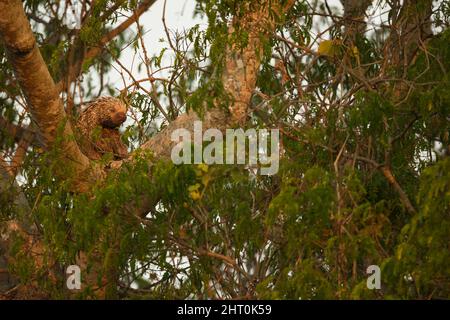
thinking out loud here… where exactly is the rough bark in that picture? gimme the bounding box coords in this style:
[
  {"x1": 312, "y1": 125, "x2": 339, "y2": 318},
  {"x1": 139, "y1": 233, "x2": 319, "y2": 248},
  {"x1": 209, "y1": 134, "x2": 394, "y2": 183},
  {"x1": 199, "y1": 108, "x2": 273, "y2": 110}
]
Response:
[{"x1": 224, "y1": 0, "x2": 296, "y2": 125}]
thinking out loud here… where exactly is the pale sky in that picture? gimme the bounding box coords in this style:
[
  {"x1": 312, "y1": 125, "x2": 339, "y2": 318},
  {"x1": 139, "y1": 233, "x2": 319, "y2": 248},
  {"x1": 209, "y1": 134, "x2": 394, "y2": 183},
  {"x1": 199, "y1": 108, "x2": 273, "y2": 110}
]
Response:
[{"x1": 104, "y1": 0, "x2": 205, "y2": 93}]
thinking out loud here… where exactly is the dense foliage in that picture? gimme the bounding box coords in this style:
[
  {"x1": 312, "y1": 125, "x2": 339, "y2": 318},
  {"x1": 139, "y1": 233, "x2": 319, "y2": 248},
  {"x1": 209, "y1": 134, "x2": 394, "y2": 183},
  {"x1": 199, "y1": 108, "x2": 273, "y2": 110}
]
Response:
[{"x1": 0, "y1": 0, "x2": 449, "y2": 299}]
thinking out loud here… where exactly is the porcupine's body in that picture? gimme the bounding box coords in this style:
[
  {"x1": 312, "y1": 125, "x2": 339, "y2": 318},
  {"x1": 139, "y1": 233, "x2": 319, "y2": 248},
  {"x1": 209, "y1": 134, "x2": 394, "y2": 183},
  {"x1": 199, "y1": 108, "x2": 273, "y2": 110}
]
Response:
[{"x1": 75, "y1": 97, "x2": 128, "y2": 161}]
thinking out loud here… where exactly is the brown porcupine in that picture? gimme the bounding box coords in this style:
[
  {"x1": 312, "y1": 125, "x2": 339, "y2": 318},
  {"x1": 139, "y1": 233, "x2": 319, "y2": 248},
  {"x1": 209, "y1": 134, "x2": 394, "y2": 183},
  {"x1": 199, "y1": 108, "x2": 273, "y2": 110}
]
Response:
[{"x1": 75, "y1": 97, "x2": 128, "y2": 161}]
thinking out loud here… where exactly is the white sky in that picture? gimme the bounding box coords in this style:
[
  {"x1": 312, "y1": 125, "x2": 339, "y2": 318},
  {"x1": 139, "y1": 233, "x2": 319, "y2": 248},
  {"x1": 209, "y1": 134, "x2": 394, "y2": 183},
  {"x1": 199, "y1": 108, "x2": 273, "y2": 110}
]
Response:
[{"x1": 104, "y1": 0, "x2": 205, "y2": 93}]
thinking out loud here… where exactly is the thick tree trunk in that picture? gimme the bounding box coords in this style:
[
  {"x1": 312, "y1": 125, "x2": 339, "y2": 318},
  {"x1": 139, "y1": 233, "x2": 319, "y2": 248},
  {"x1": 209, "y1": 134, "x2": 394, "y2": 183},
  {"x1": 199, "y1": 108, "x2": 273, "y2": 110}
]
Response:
[{"x1": 0, "y1": 0, "x2": 100, "y2": 193}]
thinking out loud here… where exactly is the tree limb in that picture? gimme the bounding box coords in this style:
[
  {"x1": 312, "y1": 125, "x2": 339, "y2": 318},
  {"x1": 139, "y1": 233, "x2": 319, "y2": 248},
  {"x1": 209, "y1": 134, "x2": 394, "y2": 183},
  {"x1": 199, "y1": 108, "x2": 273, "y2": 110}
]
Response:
[{"x1": 0, "y1": 0, "x2": 100, "y2": 192}]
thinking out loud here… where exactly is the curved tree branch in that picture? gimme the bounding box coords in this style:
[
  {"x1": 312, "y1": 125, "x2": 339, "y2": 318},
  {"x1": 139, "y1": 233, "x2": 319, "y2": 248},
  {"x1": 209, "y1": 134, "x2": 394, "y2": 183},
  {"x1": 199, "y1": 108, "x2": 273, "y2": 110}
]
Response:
[{"x1": 0, "y1": 0, "x2": 100, "y2": 192}]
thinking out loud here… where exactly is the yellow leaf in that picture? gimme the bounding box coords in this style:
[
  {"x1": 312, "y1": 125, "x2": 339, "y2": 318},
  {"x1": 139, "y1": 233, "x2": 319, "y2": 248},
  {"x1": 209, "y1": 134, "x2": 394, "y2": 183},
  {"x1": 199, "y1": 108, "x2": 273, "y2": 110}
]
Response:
[
  {"x1": 318, "y1": 39, "x2": 342, "y2": 57},
  {"x1": 318, "y1": 40, "x2": 333, "y2": 55},
  {"x1": 351, "y1": 45, "x2": 361, "y2": 64},
  {"x1": 189, "y1": 190, "x2": 201, "y2": 201},
  {"x1": 188, "y1": 183, "x2": 201, "y2": 192},
  {"x1": 188, "y1": 183, "x2": 202, "y2": 200},
  {"x1": 197, "y1": 163, "x2": 209, "y2": 173}
]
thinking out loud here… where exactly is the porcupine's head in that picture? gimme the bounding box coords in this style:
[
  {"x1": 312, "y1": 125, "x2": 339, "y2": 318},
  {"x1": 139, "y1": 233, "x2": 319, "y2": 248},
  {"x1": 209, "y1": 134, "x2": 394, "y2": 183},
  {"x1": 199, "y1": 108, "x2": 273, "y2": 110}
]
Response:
[{"x1": 79, "y1": 97, "x2": 127, "y2": 131}]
